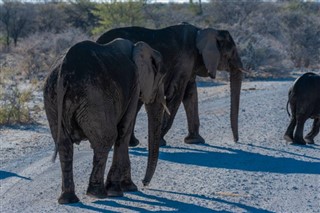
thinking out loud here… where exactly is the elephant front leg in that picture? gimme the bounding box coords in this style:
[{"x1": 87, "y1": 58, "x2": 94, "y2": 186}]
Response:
[
  {"x1": 159, "y1": 80, "x2": 191, "y2": 146},
  {"x1": 160, "y1": 99, "x2": 184, "y2": 146},
  {"x1": 182, "y1": 80, "x2": 205, "y2": 144},
  {"x1": 86, "y1": 149, "x2": 109, "y2": 198},
  {"x1": 305, "y1": 118, "x2": 320, "y2": 144},
  {"x1": 58, "y1": 138, "x2": 79, "y2": 204}
]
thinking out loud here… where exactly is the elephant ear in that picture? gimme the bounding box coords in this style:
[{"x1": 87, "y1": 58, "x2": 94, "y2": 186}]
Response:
[
  {"x1": 133, "y1": 41, "x2": 163, "y2": 104},
  {"x1": 196, "y1": 29, "x2": 221, "y2": 79}
]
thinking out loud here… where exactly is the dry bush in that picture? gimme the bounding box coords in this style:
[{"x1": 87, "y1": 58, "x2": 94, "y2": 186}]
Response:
[
  {"x1": 0, "y1": 79, "x2": 34, "y2": 125},
  {"x1": 1, "y1": 1, "x2": 319, "y2": 83},
  {"x1": 12, "y1": 28, "x2": 90, "y2": 81},
  {"x1": 0, "y1": 28, "x2": 89, "y2": 125}
]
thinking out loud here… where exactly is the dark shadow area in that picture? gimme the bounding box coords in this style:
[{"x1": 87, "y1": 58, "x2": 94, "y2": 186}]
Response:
[
  {"x1": 93, "y1": 191, "x2": 226, "y2": 212},
  {"x1": 288, "y1": 142, "x2": 320, "y2": 149},
  {"x1": 196, "y1": 81, "x2": 226, "y2": 88},
  {"x1": 0, "y1": 124, "x2": 48, "y2": 133},
  {"x1": 246, "y1": 77, "x2": 296, "y2": 82},
  {"x1": 310, "y1": 143, "x2": 320, "y2": 147},
  {"x1": 246, "y1": 143, "x2": 320, "y2": 161},
  {"x1": 0, "y1": 170, "x2": 31, "y2": 180},
  {"x1": 147, "y1": 189, "x2": 273, "y2": 213},
  {"x1": 130, "y1": 144, "x2": 320, "y2": 174}
]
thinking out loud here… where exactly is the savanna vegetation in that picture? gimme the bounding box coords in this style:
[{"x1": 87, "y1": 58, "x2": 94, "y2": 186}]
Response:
[{"x1": 0, "y1": 0, "x2": 319, "y2": 124}]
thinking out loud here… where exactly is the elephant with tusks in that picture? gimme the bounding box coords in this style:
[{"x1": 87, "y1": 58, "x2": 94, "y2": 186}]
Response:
[{"x1": 97, "y1": 23, "x2": 246, "y2": 147}]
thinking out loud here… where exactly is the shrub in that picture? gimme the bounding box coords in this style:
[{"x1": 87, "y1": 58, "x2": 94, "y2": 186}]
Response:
[
  {"x1": 0, "y1": 82, "x2": 34, "y2": 125},
  {"x1": 13, "y1": 28, "x2": 90, "y2": 81}
]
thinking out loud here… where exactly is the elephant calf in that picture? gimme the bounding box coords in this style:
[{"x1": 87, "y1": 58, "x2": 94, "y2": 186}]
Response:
[
  {"x1": 284, "y1": 72, "x2": 320, "y2": 145},
  {"x1": 44, "y1": 39, "x2": 167, "y2": 204}
]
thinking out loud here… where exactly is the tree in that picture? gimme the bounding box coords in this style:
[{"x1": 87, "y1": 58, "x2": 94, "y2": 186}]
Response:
[
  {"x1": 0, "y1": 0, "x2": 29, "y2": 48},
  {"x1": 189, "y1": 0, "x2": 203, "y2": 15},
  {"x1": 92, "y1": 0, "x2": 144, "y2": 35},
  {"x1": 35, "y1": 2, "x2": 68, "y2": 33},
  {"x1": 65, "y1": 0, "x2": 98, "y2": 34}
]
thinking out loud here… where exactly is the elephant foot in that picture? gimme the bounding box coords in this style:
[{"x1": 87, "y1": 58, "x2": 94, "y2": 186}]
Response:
[
  {"x1": 129, "y1": 135, "x2": 140, "y2": 147},
  {"x1": 58, "y1": 191, "x2": 80, "y2": 204},
  {"x1": 291, "y1": 138, "x2": 306, "y2": 145},
  {"x1": 160, "y1": 138, "x2": 167, "y2": 147},
  {"x1": 86, "y1": 183, "x2": 108, "y2": 199},
  {"x1": 106, "y1": 181, "x2": 124, "y2": 197},
  {"x1": 284, "y1": 134, "x2": 293, "y2": 142},
  {"x1": 121, "y1": 180, "x2": 138, "y2": 192},
  {"x1": 305, "y1": 137, "x2": 315, "y2": 144},
  {"x1": 184, "y1": 133, "x2": 205, "y2": 144}
]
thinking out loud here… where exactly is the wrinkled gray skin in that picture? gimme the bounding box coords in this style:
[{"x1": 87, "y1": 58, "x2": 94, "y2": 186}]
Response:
[
  {"x1": 97, "y1": 23, "x2": 244, "y2": 146},
  {"x1": 43, "y1": 39, "x2": 166, "y2": 204},
  {"x1": 284, "y1": 72, "x2": 320, "y2": 145}
]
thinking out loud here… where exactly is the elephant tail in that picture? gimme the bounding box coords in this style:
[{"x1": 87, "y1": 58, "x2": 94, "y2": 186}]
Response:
[
  {"x1": 52, "y1": 141, "x2": 58, "y2": 162},
  {"x1": 286, "y1": 100, "x2": 291, "y2": 117},
  {"x1": 52, "y1": 70, "x2": 67, "y2": 163},
  {"x1": 286, "y1": 89, "x2": 293, "y2": 118}
]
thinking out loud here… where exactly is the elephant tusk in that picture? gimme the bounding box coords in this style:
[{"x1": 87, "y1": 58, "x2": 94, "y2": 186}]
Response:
[
  {"x1": 239, "y1": 68, "x2": 250, "y2": 74},
  {"x1": 162, "y1": 102, "x2": 171, "y2": 116}
]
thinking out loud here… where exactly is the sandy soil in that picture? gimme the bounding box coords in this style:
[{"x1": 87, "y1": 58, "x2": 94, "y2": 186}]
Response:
[{"x1": 1, "y1": 80, "x2": 319, "y2": 212}]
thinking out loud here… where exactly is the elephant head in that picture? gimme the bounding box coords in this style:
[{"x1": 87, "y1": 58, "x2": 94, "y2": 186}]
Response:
[{"x1": 196, "y1": 28, "x2": 244, "y2": 142}]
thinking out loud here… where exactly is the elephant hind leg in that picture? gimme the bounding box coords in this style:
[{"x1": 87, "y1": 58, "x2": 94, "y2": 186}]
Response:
[
  {"x1": 284, "y1": 117, "x2": 296, "y2": 142},
  {"x1": 106, "y1": 145, "x2": 137, "y2": 197},
  {"x1": 79, "y1": 108, "x2": 117, "y2": 199},
  {"x1": 292, "y1": 114, "x2": 307, "y2": 145},
  {"x1": 106, "y1": 102, "x2": 138, "y2": 196},
  {"x1": 284, "y1": 103, "x2": 296, "y2": 142},
  {"x1": 86, "y1": 147, "x2": 111, "y2": 199},
  {"x1": 85, "y1": 130, "x2": 116, "y2": 198},
  {"x1": 305, "y1": 118, "x2": 320, "y2": 144},
  {"x1": 57, "y1": 134, "x2": 79, "y2": 204},
  {"x1": 106, "y1": 138, "x2": 138, "y2": 196}
]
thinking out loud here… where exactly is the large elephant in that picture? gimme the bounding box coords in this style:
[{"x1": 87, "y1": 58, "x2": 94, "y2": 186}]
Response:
[
  {"x1": 284, "y1": 72, "x2": 320, "y2": 145},
  {"x1": 97, "y1": 23, "x2": 245, "y2": 146},
  {"x1": 43, "y1": 39, "x2": 166, "y2": 204}
]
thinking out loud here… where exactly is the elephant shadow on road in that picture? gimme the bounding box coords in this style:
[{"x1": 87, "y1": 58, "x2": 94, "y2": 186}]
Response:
[
  {"x1": 72, "y1": 190, "x2": 272, "y2": 213},
  {"x1": 0, "y1": 170, "x2": 31, "y2": 180},
  {"x1": 130, "y1": 144, "x2": 320, "y2": 175},
  {"x1": 93, "y1": 191, "x2": 219, "y2": 212}
]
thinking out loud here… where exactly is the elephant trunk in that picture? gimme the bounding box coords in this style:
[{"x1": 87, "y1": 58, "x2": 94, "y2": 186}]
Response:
[
  {"x1": 230, "y1": 68, "x2": 243, "y2": 142},
  {"x1": 142, "y1": 101, "x2": 163, "y2": 186}
]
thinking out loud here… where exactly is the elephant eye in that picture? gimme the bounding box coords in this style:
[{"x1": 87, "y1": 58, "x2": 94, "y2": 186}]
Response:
[{"x1": 151, "y1": 57, "x2": 158, "y2": 72}]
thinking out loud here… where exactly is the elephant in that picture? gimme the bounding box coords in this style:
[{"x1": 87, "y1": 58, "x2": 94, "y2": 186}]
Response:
[
  {"x1": 43, "y1": 38, "x2": 167, "y2": 204},
  {"x1": 284, "y1": 72, "x2": 320, "y2": 145},
  {"x1": 96, "y1": 23, "x2": 245, "y2": 147}
]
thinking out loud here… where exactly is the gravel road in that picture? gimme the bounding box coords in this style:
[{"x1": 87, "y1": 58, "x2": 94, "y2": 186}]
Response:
[{"x1": 1, "y1": 80, "x2": 319, "y2": 212}]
